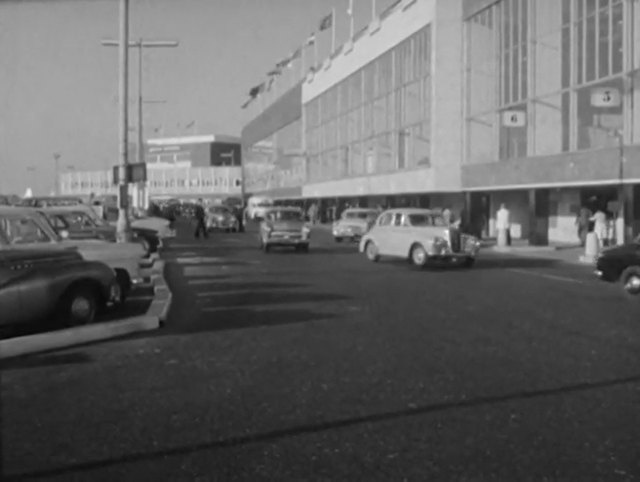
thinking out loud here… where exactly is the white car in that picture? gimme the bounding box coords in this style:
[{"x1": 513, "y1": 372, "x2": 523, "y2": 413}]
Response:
[
  {"x1": 359, "y1": 208, "x2": 481, "y2": 268},
  {"x1": 332, "y1": 208, "x2": 379, "y2": 242}
]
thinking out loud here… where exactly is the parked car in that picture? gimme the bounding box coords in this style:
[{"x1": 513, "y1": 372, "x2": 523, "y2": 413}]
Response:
[
  {"x1": 206, "y1": 205, "x2": 239, "y2": 232},
  {"x1": 247, "y1": 196, "x2": 275, "y2": 221},
  {"x1": 358, "y1": 208, "x2": 481, "y2": 268},
  {"x1": 259, "y1": 207, "x2": 310, "y2": 253},
  {"x1": 19, "y1": 196, "x2": 84, "y2": 208},
  {"x1": 37, "y1": 205, "x2": 161, "y2": 255},
  {"x1": 594, "y1": 236, "x2": 640, "y2": 296},
  {"x1": 0, "y1": 207, "x2": 149, "y2": 300},
  {"x1": 332, "y1": 208, "x2": 380, "y2": 243},
  {"x1": 0, "y1": 247, "x2": 121, "y2": 327}
]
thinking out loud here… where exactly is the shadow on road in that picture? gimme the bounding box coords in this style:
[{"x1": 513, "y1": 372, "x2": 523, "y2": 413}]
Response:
[
  {"x1": 473, "y1": 257, "x2": 559, "y2": 270},
  {"x1": 0, "y1": 351, "x2": 92, "y2": 371},
  {"x1": 10, "y1": 372, "x2": 640, "y2": 481},
  {"x1": 163, "y1": 307, "x2": 336, "y2": 335}
]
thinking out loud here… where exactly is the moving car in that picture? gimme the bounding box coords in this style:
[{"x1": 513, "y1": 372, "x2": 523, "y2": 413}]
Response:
[
  {"x1": 359, "y1": 208, "x2": 480, "y2": 268},
  {"x1": 206, "y1": 205, "x2": 239, "y2": 232},
  {"x1": 38, "y1": 205, "x2": 161, "y2": 255},
  {"x1": 0, "y1": 207, "x2": 149, "y2": 300},
  {"x1": 259, "y1": 207, "x2": 310, "y2": 253},
  {"x1": 594, "y1": 235, "x2": 640, "y2": 296},
  {"x1": 0, "y1": 247, "x2": 120, "y2": 327},
  {"x1": 332, "y1": 208, "x2": 380, "y2": 243}
]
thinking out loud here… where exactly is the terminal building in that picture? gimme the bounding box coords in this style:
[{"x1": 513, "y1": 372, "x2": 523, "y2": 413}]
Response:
[
  {"x1": 60, "y1": 134, "x2": 243, "y2": 206},
  {"x1": 241, "y1": 0, "x2": 640, "y2": 245}
]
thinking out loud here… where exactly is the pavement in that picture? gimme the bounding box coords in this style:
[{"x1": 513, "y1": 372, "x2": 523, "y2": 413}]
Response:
[{"x1": 1, "y1": 221, "x2": 639, "y2": 481}]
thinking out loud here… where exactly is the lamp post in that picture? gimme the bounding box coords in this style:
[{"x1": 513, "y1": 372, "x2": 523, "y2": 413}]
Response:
[{"x1": 102, "y1": 21, "x2": 178, "y2": 241}]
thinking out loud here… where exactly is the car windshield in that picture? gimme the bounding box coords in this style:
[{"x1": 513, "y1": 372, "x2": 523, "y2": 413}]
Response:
[
  {"x1": 407, "y1": 214, "x2": 447, "y2": 227},
  {"x1": 267, "y1": 210, "x2": 302, "y2": 222},
  {"x1": 257, "y1": 201, "x2": 273, "y2": 207},
  {"x1": 62, "y1": 212, "x2": 97, "y2": 229},
  {"x1": 209, "y1": 206, "x2": 230, "y2": 214},
  {"x1": 0, "y1": 215, "x2": 55, "y2": 245},
  {"x1": 344, "y1": 211, "x2": 376, "y2": 220}
]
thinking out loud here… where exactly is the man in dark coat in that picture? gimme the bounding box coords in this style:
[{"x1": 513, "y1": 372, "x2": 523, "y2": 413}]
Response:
[{"x1": 194, "y1": 198, "x2": 208, "y2": 239}]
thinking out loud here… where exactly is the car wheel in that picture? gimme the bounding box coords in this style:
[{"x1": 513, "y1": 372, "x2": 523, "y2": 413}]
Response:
[
  {"x1": 410, "y1": 244, "x2": 428, "y2": 268},
  {"x1": 335, "y1": 237, "x2": 343, "y2": 243},
  {"x1": 365, "y1": 241, "x2": 379, "y2": 262},
  {"x1": 57, "y1": 285, "x2": 98, "y2": 327},
  {"x1": 620, "y1": 265, "x2": 640, "y2": 296},
  {"x1": 462, "y1": 257, "x2": 475, "y2": 268}
]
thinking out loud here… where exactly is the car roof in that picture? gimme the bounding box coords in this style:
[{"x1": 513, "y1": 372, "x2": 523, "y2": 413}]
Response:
[
  {"x1": 265, "y1": 206, "x2": 301, "y2": 212},
  {"x1": 344, "y1": 208, "x2": 379, "y2": 213},
  {"x1": 0, "y1": 206, "x2": 37, "y2": 216},
  {"x1": 382, "y1": 208, "x2": 440, "y2": 215},
  {"x1": 37, "y1": 205, "x2": 93, "y2": 213}
]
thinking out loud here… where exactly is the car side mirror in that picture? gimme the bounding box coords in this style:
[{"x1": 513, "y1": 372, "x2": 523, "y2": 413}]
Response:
[{"x1": 60, "y1": 230, "x2": 70, "y2": 240}]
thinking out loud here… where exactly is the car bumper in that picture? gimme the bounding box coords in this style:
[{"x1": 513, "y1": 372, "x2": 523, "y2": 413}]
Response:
[
  {"x1": 428, "y1": 253, "x2": 473, "y2": 263},
  {"x1": 265, "y1": 237, "x2": 308, "y2": 246}
]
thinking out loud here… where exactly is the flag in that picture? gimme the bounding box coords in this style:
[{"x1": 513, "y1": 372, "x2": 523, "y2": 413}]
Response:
[
  {"x1": 319, "y1": 12, "x2": 333, "y2": 31},
  {"x1": 306, "y1": 33, "x2": 316, "y2": 46},
  {"x1": 267, "y1": 76, "x2": 276, "y2": 91},
  {"x1": 267, "y1": 67, "x2": 282, "y2": 77},
  {"x1": 290, "y1": 47, "x2": 302, "y2": 61},
  {"x1": 241, "y1": 98, "x2": 253, "y2": 109},
  {"x1": 276, "y1": 57, "x2": 291, "y2": 69},
  {"x1": 248, "y1": 82, "x2": 264, "y2": 98}
]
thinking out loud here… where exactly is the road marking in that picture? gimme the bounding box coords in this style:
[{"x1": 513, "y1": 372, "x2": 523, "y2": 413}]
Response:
[{"x1": 506, "y1": 268, "x2": 584, "y2": 284}]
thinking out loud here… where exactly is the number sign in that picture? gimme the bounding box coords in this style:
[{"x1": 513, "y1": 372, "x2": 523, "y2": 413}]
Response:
[
  {"x1": 502, "y1": 110, "x2": 526, "y2": 127},
  {"x1": 590, "y1": 87, "x2": 621, "y2": 108}
]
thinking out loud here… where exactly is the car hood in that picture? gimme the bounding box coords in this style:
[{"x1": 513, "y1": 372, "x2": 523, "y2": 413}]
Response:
[
  {"x1": 62, "y1": 239, "x2": 145, "y2": 256},
  {"x1": 268, "y1": 221, "x2": 305, "y2": 231},
  {"x1": 600, "y1": 243, "x2": 640, "y2": 258},
  {"x1": 2, "y1": 247, "x2": 82, "y2": 263}
]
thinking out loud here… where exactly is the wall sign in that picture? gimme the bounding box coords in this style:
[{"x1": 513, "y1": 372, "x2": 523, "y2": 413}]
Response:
[
  {"x1": 502, "y1": 110, "x2": 526, "y2": 127},
  {"x1": 590, "y1": 87, "x2": 621, "y2": 108}
]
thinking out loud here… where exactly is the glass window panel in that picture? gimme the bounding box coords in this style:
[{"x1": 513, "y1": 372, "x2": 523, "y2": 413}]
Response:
[
  {"x1": 499, "y1": 104, "x2": 527, "y2": 159},
  {"x1": 351, "y1": 141, "x2": 363, "y2": 175},
  {"x1": 502, "y1": 52, "x2": 511, "y2": 104},
  {"x1": 512, "y1": 48, "x2": 520, "y2": 100},
  {"x1": 561, "y1": 25, "x2": 571, "y2": 88},
  {"x1": 598, "y1": 8, "x2": 610, "y2": 78},
  {"x1": 611, "y1": 2, "x2": 623, "y2": 73},
  {"x1": 586, "y1": 14, "x2": 597, "y2": 82},
  {"x1": 363, "y1": 102, "x2": 373, "y2": 137},
  {"x1": 404, "y1": 83, "x2": 421, "y2": 125},
  {"x1": 576, "y1": 20, "x2": 584, "y2": 84},
  {"x1": 576, "y1": 78, "x2": 623, "y2": 150}
]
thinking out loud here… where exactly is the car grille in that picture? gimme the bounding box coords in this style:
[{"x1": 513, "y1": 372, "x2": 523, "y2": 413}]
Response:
[
  {"x1": 449, "y1": 228, "x2": 462, "y2": 253},
  {"x1": 271, "y1": 232, "x2": 302, "y2": 240}
]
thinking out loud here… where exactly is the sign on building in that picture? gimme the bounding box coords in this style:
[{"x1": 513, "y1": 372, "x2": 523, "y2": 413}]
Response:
[
  {"x1": 590, "y1": 87, "x2": 622, "y2": 108},
  {"x1": 502, "y1": 110, "x2": 526, "y2": 127}
]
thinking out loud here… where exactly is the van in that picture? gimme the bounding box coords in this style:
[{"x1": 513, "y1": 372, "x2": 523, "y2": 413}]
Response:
[{"x1": 246, "y1": 196, "x2": 274, "y2": 220}]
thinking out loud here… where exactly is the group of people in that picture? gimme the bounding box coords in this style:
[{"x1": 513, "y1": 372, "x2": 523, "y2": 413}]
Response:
[{"x1": 576, "y1": 205, "x2": 612, "y2": 247}]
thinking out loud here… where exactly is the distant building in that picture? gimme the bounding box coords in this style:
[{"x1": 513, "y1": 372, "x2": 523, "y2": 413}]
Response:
[{"x1": 146, "y1": 134, "x2": 241, "y2": 168}]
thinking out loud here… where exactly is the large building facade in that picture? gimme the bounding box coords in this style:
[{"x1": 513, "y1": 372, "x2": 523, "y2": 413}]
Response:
[{"x1": 242, "y1": 0, "x2": 640, "y2": 245}]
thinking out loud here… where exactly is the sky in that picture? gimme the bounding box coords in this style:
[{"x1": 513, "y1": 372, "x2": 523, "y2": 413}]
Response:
[{"x1": 0, "y1": 0, "x2": 398, "y2": 196}]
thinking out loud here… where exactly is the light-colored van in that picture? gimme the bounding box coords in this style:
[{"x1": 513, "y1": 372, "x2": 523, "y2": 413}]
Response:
[{"x1": 246, "y1": 196, "x2": 274, "y2": 221}]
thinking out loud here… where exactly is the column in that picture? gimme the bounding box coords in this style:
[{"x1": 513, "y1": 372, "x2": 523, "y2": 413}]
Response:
[{"x1": 528, "y1": 189, "x2": 538, "y2": 245}]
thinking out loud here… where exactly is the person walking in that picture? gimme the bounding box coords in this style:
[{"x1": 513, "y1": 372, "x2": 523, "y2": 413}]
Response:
[
  {"x1": 194, "y1": 198, "x2": 208, "y2": 239},
  {"x1": 496, "y1": 203, "x2": 511, "y2": 246},
  {"x1": 575, "y1": 206, "x2": 592, "y2": 247},
  {"x1": 590, "y1": 208, "x2": 608, "y2": 247}
]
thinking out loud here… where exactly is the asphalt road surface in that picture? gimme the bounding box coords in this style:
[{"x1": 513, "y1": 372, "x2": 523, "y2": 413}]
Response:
[{"x1": 2, "y1": 221, "x2": 640, "y2": 481}]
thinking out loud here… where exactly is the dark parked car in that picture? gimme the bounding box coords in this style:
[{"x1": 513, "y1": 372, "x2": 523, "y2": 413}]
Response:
[
  {"x1": 0, "y1": 247, "x2": 120, "y2": 327},
  {"x1": 38, "y1": 206, "x2": 160, "y2": 256},
  {"x1": 595, "y1": 236, "x2": 640, "y2": 296}
]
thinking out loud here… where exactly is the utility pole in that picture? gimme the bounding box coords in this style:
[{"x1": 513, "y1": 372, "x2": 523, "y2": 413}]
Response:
[
  {"x1": 53, "y1": 152, "x2": 61, "y2": 195},
  {"x1": 102, "y1": 20, "x2": 177, "y2": 241}
]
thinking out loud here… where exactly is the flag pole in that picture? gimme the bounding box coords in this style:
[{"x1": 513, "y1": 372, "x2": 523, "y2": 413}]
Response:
[
  {"x1": 301, "y1": 44, "x2": 305, "y2": 81},
  {"x1": 314, "y1": 35, "x2": 318, "y2": 70},
  {"x1": 331, "y1": 8, "x2": 336, "y2": 53},
  {"x1": 372, "y1": 0, "x2": 376, "y2": 20}
]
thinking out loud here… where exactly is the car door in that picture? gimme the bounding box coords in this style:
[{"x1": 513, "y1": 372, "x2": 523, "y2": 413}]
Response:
[
  {"x1": 387, "y1": 213, "x2": 412, "y2": 257},
  {"x1": 370, "y1": 212, "x2": 394, "y2": 256},
  {"x1": 0, "y1": 252, "x2": 28, "y2": 325}
]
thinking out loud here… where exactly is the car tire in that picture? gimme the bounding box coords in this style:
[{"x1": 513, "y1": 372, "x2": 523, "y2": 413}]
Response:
[
  {"x1": 620, "y1": 265, "x2": 640, "y2": 297},
  {"x1": 57, "y1": 285, "x2": 99, "y2": 327},
  {"x1": 335, "y1": 237, "x2": 343, "y2": 243},
  {"x1": 365, "y1": 241, "x2": 379, "y2": 262},
  {"x1": 410, "y1": 244, "x2": 428, "y2": 268},
  {"x1": 462, "y1": 257, "x2": 475, "y2": 268}
]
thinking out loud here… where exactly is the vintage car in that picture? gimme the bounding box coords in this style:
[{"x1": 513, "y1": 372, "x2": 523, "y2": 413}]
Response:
[
  {"x1": 0, "y1": 247, "x2": 121, "y2": 327},
  {"x1": 358, "y1": 208, "x2": 481, "y2": 268},
  {"x1": 38, "y1": 205, "x2": 161, "y2": 255},
  {"x1": 206, "y1": 205, "x2": 239, "y2": 232},
  {"x1": 594, "y1": 235, "x2": 640, "y2": 296},
  {"x1": 19, "y1": 196, "x2": 84, "y2": 208},
  {"x1": 0, "y1": 207, "x2": 149, "y2": 300},
  {"x1": 259, "y1": 207, "x2": 310, "y2": 253},
  {"x1": 332, "y1": 208, "x2": 380, "y2": 242}
]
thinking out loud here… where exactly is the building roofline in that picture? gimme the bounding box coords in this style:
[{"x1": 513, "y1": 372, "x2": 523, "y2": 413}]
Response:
[{"x1": 147, "y1": 134, "x2": 240, "y2": 146}]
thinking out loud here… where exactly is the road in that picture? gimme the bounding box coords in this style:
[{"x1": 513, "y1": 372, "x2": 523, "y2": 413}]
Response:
[{"x1": 2, "y1": 222, "x2": 640, "y2": 481}]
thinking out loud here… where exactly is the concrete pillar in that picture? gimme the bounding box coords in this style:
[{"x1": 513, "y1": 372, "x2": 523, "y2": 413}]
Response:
[
  {"x1": 527, "y1": 189, "x2": 537, "y2": 245},
  {"x1": 497, "y1": 228, "x2": 508, "y2": 247}
]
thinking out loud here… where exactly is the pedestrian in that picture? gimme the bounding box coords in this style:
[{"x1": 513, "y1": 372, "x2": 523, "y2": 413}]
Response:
[
  {"x1": 442, "y1": 206, "x2": 452, "y2": 226},
  {"x1": 575, "y1": 206, "x2": 592, "y2": 247},
  {"x1": 194, "y1": 198, "x2": 208, "y2": 239},
  {"x1": 590, "y1": 208, "x2": 608, "y2": 247},
  {"x1": 235, "y1": 205, "x2": 245, "y2": 233},
  {"x1": 496, "y1": 203, "x2": 511, "y2": 246}
]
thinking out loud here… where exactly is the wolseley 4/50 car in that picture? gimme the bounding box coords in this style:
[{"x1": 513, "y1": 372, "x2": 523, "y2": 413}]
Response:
[
  {"x1": 259, "y1": 207, "x2": 310, "y2": 253},
  {"x1": 359, "y1": 208, "x2": 481, "y2": 268},
  {"x1": 0, "y1": 247, "x2": 120, "y2": 327},
  {"x1": 332, "y1": 208, "x2": 380, "y2": 243},
  {"x1": 38, "y1": 205, "x2": 161, "y2": 256},
  {"x1": 0, "y1": 207, "x2": 148, "y2": 300},
  {"x1": 594, "y1": 235, "x2": 640, "y2": 297},
  {"x1": 206, "y1": 205, "x2": 239, "y2": 232}
]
